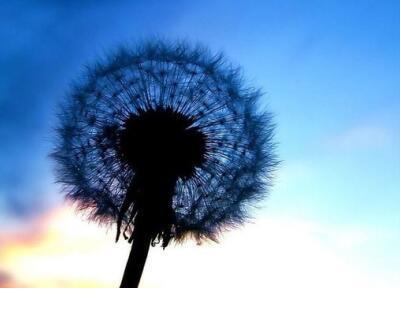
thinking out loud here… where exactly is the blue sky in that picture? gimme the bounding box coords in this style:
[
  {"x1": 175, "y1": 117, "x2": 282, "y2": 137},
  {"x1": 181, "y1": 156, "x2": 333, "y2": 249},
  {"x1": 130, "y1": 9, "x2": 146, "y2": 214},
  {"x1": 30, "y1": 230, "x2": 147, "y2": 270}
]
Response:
[{"x1": 0, "y1": 0, "x2": 399, "y2": 289}]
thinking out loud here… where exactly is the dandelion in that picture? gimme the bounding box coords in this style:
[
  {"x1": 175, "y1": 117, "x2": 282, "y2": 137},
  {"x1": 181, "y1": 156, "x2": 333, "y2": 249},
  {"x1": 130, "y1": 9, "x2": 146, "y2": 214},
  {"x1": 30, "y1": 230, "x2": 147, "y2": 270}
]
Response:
[{"x1": 51, "y1": 40, "x2": 278, "y2": 287}]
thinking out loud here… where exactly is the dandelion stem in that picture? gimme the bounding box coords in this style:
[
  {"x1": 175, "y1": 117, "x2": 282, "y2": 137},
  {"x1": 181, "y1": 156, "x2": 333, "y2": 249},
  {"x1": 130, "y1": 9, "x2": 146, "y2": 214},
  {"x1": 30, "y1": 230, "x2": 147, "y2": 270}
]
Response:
[{"x1": 120, "y1": 225, "x2": 152, "y2": 288}]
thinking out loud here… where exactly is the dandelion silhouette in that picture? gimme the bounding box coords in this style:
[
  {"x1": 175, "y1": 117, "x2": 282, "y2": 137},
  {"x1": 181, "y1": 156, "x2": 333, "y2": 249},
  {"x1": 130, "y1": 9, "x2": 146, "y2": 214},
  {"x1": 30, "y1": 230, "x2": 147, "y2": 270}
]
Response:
[{"x1": 52, "y1": 40, "x2": 278, "y2": 287}]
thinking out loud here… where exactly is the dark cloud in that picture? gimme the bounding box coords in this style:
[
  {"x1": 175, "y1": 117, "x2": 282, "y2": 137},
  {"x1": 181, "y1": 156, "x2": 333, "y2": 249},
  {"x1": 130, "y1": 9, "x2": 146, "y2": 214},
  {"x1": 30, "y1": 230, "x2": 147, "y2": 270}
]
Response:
[
  {"x1": 2, "y1": 190, "x2": 49, "y2": 218},
  {"x1": 0, "y1": 270, "x2": 13, "y2": 287}
]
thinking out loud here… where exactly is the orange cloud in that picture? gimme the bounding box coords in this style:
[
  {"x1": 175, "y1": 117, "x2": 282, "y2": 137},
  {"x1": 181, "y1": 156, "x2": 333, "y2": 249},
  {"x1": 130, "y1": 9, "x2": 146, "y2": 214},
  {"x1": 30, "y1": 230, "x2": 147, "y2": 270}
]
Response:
[
  {"x1": 0, "y1": 270, "x2": 15, "y2": 288},
  {"x1": 1, "y1": 203, "x2": 398, "y2": 290},
  {"x1": 0, "y1": 204, "x2": 130, "y2": 287}
]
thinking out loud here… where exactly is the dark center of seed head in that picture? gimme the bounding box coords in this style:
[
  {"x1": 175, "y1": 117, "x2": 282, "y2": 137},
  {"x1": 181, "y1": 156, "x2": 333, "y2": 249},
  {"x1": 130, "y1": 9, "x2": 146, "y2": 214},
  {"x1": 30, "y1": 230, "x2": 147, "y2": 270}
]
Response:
[{"x1": 117, "y1": 107, "x2": 207, "y2": 180}]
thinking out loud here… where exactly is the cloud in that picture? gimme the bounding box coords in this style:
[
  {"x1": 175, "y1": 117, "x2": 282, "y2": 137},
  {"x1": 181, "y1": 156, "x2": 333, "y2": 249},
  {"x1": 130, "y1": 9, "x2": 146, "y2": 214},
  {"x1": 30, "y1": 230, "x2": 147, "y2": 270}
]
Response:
[
  {"x1": 0, "y1": 204, "x2": 128, "y2": 287},
  {"x1": 1, "y1": 203, "x2": 399, "y2": 293},
  {"x1": 328, "y1": 125, "x2": 391, "y2": 150},
  {"x1": 0, "y1": 270, "x2": 14, "y2": 287},
  {"x1": 275, "y1": 161, "x2": 313, "y2": 185}
]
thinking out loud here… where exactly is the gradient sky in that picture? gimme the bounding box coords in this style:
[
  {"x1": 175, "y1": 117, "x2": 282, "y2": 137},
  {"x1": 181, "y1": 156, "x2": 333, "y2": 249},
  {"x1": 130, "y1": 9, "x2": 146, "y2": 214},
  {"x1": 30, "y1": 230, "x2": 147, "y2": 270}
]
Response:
[{"x1": 0, "y1": 0, "x2": 399, "y2": 290}]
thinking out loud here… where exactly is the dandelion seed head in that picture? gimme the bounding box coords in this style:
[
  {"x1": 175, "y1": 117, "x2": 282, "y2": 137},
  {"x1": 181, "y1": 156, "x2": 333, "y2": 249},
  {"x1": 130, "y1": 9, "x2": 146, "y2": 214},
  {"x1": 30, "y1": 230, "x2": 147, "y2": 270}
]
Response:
[{"x1": 51, "y1": 39, "x2": 278, "y2": 246}]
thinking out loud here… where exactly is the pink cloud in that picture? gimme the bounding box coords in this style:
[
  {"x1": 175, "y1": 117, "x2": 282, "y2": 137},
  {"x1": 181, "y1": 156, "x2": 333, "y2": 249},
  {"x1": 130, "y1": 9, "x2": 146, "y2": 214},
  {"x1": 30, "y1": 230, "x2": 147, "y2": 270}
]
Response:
[{"x1": 0, "y1": 270, "x2": 15, "y2": 288}]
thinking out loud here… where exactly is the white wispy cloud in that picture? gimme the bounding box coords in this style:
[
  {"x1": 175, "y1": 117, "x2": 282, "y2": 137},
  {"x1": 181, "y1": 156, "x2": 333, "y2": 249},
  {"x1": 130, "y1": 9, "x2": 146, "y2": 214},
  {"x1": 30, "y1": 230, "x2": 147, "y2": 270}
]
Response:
[
  {"x1": 1, "y1": 203, "x2": 399, "y2": 309},
  {"x1": 328, "y1": 125, "x2": 392, "y2": 150}
]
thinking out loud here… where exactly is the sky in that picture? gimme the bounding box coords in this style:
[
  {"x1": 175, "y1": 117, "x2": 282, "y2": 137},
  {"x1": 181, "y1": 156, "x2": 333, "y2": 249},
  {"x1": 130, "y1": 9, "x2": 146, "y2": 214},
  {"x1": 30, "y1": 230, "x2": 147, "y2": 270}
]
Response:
[{"x1": 0, "y1": 0, "x2": 399, "y2": 295}]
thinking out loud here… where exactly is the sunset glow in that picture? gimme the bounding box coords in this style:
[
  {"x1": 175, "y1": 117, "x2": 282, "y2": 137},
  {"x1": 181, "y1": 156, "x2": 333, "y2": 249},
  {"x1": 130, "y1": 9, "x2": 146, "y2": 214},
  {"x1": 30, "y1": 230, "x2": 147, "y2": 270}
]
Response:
[
  {"x1": 1, "y1": 1, "x2": 399, "y2": 299},
  {"x1": 1, "y1": 202, "x2": 399, "y2": 290}
]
